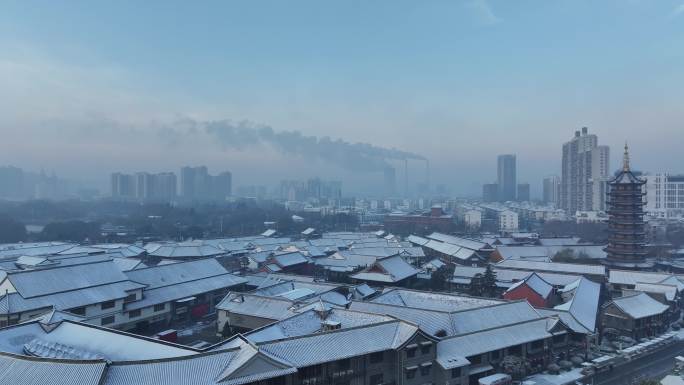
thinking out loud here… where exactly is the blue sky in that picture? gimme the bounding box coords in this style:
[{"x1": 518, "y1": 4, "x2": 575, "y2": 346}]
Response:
[{"x1": 1, "y1": 1, "x2": 683, "y2": 195}]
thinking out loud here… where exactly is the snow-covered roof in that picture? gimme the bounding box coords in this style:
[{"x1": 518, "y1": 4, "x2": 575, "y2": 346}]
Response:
[
  {"x1": 554, "y1": 277, "x2": 600, "y2": 332},
  {"x1": 245, "y1": 308, "x2": 394, "y2": 343},
  {"x1": 256, "y1": 320, "x2": 420, "y2": 368},
  {"x1": 427, "y1": 233, "x2": 490, "y2": 251},
  {"x1": 506, "y1": 273, "x2": 553, "y2": 298},
  {"x1": 633, "y1": 283, "x2": 678, "y2": 302},
  {"x1": 216, "y1": 293, "x2": 296, "y2": 320},
  {"x1": 301, "y1": 228, "x2": 316, "y2": 236},
  {"x1": 0, "y1": 320, "x2": 196, "y2": 361},
  {"x1": 371, "y1": 288, "x2": 502, "y2": 312},
  {"x1": 144, "y1": 242, "x2": 224, "y2": 259},
  {"x1": 609, "y1": 270, "x2": 677, "y2": 286},
  {"x1": 608, "y1": 292, "x2": 669, "y2": 319},
  {"x1": 272, "y1": 252, "x2": 308, "y2": 267},
  {"x1": 437, "y1": 318, "x2": 566, "y2": 369},
  {"x1": 350, "y1": 255, "x2": 419, "y2": 283},
  {"x1": 496, "y1": 259, "x2": 605, "y2": 276}
]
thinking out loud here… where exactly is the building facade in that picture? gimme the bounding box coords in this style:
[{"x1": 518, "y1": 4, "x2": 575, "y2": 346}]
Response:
[
  {"x1": 517, "y1": 183, "x2": 530, "y2": 202},
  {"x1": 543, "y1": 175, "x2": 561, "y2": 206},
  {"x1": 643, "y1": 173, "x2": 684, "y2": 219},
  {"x1": 561, "y1": 127, "x2": 610, "y2": 214},
  {"x1": 497, "y1": 154, "x2": 517, "y2": 202}
]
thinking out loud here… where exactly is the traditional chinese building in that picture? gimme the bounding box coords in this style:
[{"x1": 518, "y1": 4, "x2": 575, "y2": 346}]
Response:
[{"x1": 604, "y1": 144, "x2": 649, "y2": 269}]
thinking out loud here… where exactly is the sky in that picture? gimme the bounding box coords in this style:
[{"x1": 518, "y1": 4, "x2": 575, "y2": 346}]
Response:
[{"x1": 1, "y1": 0, "x2": 683, "y2": 197}]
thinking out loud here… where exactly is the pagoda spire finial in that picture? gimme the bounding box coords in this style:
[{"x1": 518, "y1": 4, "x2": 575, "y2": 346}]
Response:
[{"x1": 623, "y1": 141, "x2": 630, "y2": 172}]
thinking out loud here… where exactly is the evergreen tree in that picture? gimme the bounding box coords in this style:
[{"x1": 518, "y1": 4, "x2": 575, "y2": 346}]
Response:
[
  {"x1": 469, "y1": 273, "x2": 484, "y2": 296},
  {"x1": 482, "y1": 264, "x2": 498, "y2": 297}
]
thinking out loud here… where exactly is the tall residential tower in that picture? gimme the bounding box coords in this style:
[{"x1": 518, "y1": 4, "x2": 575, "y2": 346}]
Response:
[
  {"x1": 561, "y1": 127, "x2": 610, "y2": 214},
  {"x1": 497, "y1": 154, "x2": 517, "y2": 202}
]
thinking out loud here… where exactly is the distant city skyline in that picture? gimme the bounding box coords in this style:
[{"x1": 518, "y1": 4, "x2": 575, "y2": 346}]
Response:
[{"x1": 2, "y1": 2, "x2": 684, "y2": 196}]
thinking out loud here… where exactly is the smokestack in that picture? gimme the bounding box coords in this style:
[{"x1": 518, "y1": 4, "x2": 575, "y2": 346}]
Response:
[{"x1": 404, "y1": 159, "x2": 409, "y2": 197}]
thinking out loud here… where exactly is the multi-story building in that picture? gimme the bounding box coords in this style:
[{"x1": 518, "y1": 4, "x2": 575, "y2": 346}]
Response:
[
  {"x1": 561, "y1": 127, "x2": 610, "y2": 213},
  {"x1": 643, "y1": 173, "x2": 684, "y2": 219},
  {"x1": 110, "y1": 172, "x2": 136, "y2": 200},
  {"x1": 517, "y1": 183, "x2": 530, "y2": 202},
  {"x1": 482, "y1": 183, "x2": 498, "y2": 202},
  {"x1": 180, "y1": 166, "x2": 232, "y2": 201},
  {"x1": 497, "y1": 154, "x2": 517, "y2": 202},
  {"x1": 0, "y1": 166, "x2": 25, "y2": 199},
  {"x1": 543, "y1": 175, "x2": 561, "y2": 206},
  {"x1": 112, "y1": 172, "x2": 177, "y2": 202}
]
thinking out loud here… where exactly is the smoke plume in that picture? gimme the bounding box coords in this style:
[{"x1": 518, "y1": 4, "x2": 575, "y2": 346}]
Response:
[{"x1": 163, "y1": 119, "x2": 425, "y2": 172}]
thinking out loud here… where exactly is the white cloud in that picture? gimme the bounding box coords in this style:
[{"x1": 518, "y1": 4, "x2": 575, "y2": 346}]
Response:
[
  {"x1": 466, "y1": 0, "x2": 502, "y2": 25},
  {"x1": 671, "y1": 3, "x2": 684, "y2": 18}
]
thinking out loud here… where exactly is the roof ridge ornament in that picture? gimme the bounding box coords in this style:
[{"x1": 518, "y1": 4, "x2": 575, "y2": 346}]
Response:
[{"x1": 623, "y1": 141, "x2": 630, "y2": 172}]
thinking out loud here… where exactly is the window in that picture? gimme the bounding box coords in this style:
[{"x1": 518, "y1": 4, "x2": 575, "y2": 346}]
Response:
[
  {"x1": 531, "y1": 340, "x2": 544, "y2": 350},
  {"x1": 421, "y1": 344, "x2": 431, "y2": 355},
  {"x1": 124, "y1": 293, "x2": 137, "y2": 303},
  {"x1": 101, "y1": 315, "x2": 115, "y2": 325},
  {"x1": 369, "y1": 374, "x2": 383, "y2": 385},
  {"x1": 70, "y1": 307, "x2": 86, "y2": 316},
  {"x1": 337, "y1": 359, "x2": 350, "y2": 371},
  {"x1": 299, "y1": 365, "x2": 322, "y2": 379},
  {"x1": 154, "y1": 303, "x2": 165, "y2": 312},
  {"x1": 128, "y1": 309, "x2": 141, "y2": 318},
  {"x1": 491, "y1": 349, "x2": 501, "y2": 360},
  {"x1": 451, "y1": 367, "x2": 461, "y2": 378},
  {"x1": 406, "y1": 369, "x2": 416, "y2": 379},
  {"x1": 508, "y1": 345, "x2": 522, "y2": 355},
  {"x1": 406, "y1": 348, "x2": 416, "y2": 358},
  {"x1": 420, "y1": 364, "x2": 431, "y2": 376},
  {"x1": 468, "y1": 355, "x2": 482, "y2": 365},
  {"x1": 101, "y1": 300, "x2": 116, "y2": 310},
  {"x1": 369, "y1": 351, "x2": 384, "y2": 364}
]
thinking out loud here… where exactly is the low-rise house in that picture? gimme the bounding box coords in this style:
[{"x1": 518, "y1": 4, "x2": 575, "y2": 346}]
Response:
[
  {"x1": 608, "y1": 270, "x2": 684, "y2": 297},
  {"x1": 122, "y1": 259, "x2": 246, "y2": 332},
  {"x1": 350, "y1": 255, "x2": 419, "y2": 286},
  {"x1": 601, "y1": 292, "x2": 670, "y2": 339},
  {"x1": 451, "y1": 265, "x2": 581, "y2": 293},
  {"x1": 216, "y1": 293, "x2": 297, "y2": 334},
  {"x1": 0, "y1": 260, "x2": 146, "y2": 327},
  {"x1": 436, "y1": 317, "x2": 571, "y2": 383},
  {"x1": 496, "y1": 259, "x2": 606, "y2": 283},
  {"x1": 554, "y1": 277, "x2": 601, "y2": 333},
  {"x1": 503, "y1": 273, "x2": 554, "y2": 308}
]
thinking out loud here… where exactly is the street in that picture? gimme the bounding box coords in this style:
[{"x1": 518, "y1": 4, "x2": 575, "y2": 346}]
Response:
[{"x1": 594, "y1": 341, "x2": 684, "y2": 385}]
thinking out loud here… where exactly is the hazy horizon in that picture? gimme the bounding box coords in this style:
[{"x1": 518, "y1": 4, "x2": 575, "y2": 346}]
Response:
[{"x1": 2, "y1": 1, "x2": 684, "y2": 197}]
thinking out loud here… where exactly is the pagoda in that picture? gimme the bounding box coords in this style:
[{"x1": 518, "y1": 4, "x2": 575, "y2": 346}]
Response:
[{"x1": 604, "y1": 143, "x2": 650, "y2": 269}]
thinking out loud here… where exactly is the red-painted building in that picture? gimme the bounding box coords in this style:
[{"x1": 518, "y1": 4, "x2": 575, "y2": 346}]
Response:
[{"x1": 503, "y1": 272, "x2": 553, "y2": 308}]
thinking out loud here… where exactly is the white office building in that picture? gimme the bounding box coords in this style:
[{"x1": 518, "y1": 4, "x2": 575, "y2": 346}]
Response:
[{"x1": 643, "y1": 173, "x2": 684, "y2": 219}]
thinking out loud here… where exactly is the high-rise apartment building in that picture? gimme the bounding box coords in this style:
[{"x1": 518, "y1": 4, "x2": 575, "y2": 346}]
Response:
[
  {"x1": 543, "y1": 175, "x2": 561, "y2": 205},
  {"x1": 517, "y1": 183, "x2": 530, "y2": 202},
  {"x1": 482, "y1": 183, "x2": 498, "y2": 202},
  {"x1": 643, "y1": 173, "x2": 684, "y2": 219},
  {"x1": 561, "y1": 127, "x2": 610, "y2": 213},
  {"x1": 180, "y1": 166, "x2": 231, "y2": 201},
  {"x1": 112, "y1": 172, "x2": 177, "y2": 202},
  {"x1": 497, "y1": 154, "x2": 517, "y2": 202},
  {"x1": 111, "y1": 172, "x2": 137, "y2": 200}
]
